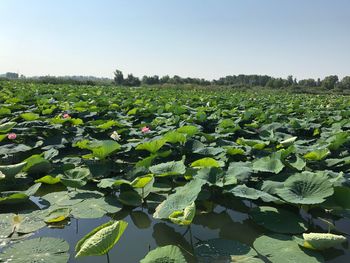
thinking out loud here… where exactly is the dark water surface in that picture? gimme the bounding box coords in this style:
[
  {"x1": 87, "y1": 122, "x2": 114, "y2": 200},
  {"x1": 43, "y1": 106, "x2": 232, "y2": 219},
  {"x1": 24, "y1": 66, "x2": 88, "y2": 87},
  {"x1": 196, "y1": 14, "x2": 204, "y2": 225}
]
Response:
[{"x1": 24, "y1": 205, "x2": 350, "y2": 263}]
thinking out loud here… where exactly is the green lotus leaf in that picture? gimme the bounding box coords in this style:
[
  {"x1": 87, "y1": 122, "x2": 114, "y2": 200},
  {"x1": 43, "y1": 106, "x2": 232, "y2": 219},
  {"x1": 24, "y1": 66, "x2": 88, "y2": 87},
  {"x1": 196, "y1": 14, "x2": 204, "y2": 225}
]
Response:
[
  {"x1": 0, "y1": 192, "x2": 29, "y2": 205},
  {"x1": 227, "y1": 184, "x2": 282, "y2": 203},
  {"x1": 254, "y1": 234, "x2": 324, "y2": 263},
  {"x1": 224, "y1": 146, "x2": 245, "y2": 156},
  {"x1": 303, "y1": 148, "x2": 330, "y2": 161},
  {"x1": 35, "y1": 175, "x2": 61, "y2": 184},
  {"x1": 154, "y1": 178, "x2": 206, "y2": 219},
  {"x1": 60, "y1": 167, "x2": 90, "y2": 188},
  {"x1": 191, "y1": 157, "x2": 223, "y2": 168},
  {"x1": 149, "y1": 160, "x2": 186, "y2": 177},
  {"x1": 0, "y1": 237, "x2": 70, "y2": 263},
  {"x1": 251, "y1": 206, "x2": 307, "y2": 234},
  {"x1": 140, "y1": 245, "x2": 187, "y2": 263},
  {"x1": 75, "y1": 220, "x2": 128, "y2": 257},
  {"x1": 195, "y1": 238, "x2": 263, "y2": 263},
  {"x1": 0, "y1": 121, "x2": 17, "y2": 133},
  {"x1": 0, "y1": 161, "x2": 26, "y2": 179},
  {"x1": 236, "y1": 138, "x2": 268, "y2": 150},
  {"x1": 168, "y1": 202, "x2": 196, "y2": 226},
  {"x1": 23, "y1": 154, "x2": 51, "y2": 175},
  {"x1": 45, "y1": 208, "x2": 71, "y2": 223},
  {"x1": 136, "y1": 138, "x2": 167, "y2": 154},
  {"x1": 253, "y1": 152, "x2": 284, "y2": 174},
  {"x1": 130, "y1": 211, "x2": 152, "y2": 229},
  {"x1": 163, "y1": 131, "x2": 187, "y2": 144},
  {"x1": 177, "y1": 125, "x2": 199, "y2": 136},
  {"x1": 131, "y1": 174, "x2": 154, "y2": 188},
  {"x1": 276, "y1": 171, "x2": 334, "y2": 204},
  {"x1": 20, "y1": 112, "x2": 40, "y2": 121},
  {"x1": 87, "y1": 140, "x2": 121, "y2": 159},
  {"x1": 118, "y1": 190, "x2": 143, "y2": 207},
  {"x1": 16, "y1": 210, "x2": 47, "y2": 234}
]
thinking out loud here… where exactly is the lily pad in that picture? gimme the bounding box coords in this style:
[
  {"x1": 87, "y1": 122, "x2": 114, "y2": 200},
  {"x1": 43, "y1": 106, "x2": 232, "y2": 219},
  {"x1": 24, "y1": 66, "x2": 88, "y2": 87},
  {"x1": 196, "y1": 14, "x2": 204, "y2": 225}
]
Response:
[
  {"x1": 0, "y1": 237, "x2": 70, "y2": 263},
  {"x1": 140, "y1": 245, "x2": 187, "y2": 263}
]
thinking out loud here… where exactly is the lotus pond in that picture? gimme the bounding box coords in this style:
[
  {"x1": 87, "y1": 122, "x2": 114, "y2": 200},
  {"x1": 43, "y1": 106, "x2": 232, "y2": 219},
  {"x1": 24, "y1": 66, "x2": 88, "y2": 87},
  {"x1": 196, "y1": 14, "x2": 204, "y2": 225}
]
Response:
[{"x1": 0, "y1": 81, "x2": 350, "y2": 262}]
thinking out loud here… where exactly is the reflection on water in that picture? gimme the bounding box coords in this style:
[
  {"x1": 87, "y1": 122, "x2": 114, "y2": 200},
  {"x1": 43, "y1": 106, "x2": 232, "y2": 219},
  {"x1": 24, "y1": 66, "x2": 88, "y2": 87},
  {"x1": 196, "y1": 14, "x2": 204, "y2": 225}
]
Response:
[{"x1": 21, "y1": 204, "x2": 349, "y2": 263}]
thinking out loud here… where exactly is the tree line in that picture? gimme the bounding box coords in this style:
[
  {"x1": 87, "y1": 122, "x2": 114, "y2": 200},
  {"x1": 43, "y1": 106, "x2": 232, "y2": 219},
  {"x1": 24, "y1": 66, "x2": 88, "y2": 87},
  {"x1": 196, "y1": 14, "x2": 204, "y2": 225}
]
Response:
[{"x1": 114, "y1": 70, "x2": 350, "y2": 90}]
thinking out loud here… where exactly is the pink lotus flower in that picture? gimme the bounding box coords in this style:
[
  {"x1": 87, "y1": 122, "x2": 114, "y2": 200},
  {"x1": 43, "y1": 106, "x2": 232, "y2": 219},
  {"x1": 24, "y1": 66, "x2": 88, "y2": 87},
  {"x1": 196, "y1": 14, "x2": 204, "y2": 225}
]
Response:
[
  {"x1": 63, "y1": 113, "x2": 71, "y2": 119},
  {"x1": 7, "y1": 133, "x2": 17, "y2": 140},
  {"x1": 141, "y1": 126, "x2": 150, "y2": 133}
]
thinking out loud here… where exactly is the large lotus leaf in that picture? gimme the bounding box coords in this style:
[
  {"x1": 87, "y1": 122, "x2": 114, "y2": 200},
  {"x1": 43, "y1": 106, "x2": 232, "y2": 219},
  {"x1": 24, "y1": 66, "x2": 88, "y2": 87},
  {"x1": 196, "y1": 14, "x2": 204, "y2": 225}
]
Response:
[
  {"x1": 236, "y1": 138, "x2": 268, "y2": 150},
  {"x1": 276, "y1": 171, "x2": 334, "y2": 205},
  {"x1": 0, "y1": 121, "x2": 17, "y2": 133},
  {"x1": 224, "y1": 146, "x2": 245, "y2": 156},
  {"x1": 194, "y1": 238, "x2": 263, "y2": 263},
  {"x1": 0, "y1": 192, "x2": 29, "y2": 205},
  {"x1": 195, "y1": 167, "x2": 226, "y2": 186},
  {"x1": 20, "y1": 112, "x2": 40, "y2": 121},
  {"x1": 0, "y1": 237, "x2": 70, "y2": 263},
  {"x1": 191, "y1": 157, "x2": 223, "y2": 168},
  {"x1": 253, "y1": 152, "x2": 284, "y2": 174},
  {"x1": 327, "y1": 132, "x2": 349, "y2": 151},
  {"x1": 226, "y1": 162, "x2": 253, "y2": 183},
  {"x1": 303, "y1": 148, "x2": 330, "y2": 161},
  {"x1": 227, "y1": 185, "x2": 282, "y2": 203},
  {"x1": 140, "y1": 245, "x2": 187, "y2": 263},
  {"x1": 70, "y1": 196, "x2": 122, "y2": 219},
  {"x1": 322, "y1": 186, "x2": 350, "y2": 209},
  {"x1": 177, "y1": 125, "x2": 199, "y2": 136},
  {"x1": 60, "y1": 167, "x2": 90, "y2": 188},
  {"x1": 169, "y1": 202, "x2": 196, "y2": 226},
  {"x1": 0, "y1": 162, "x2": 26, "y2": 179},
  {"x1": 75, "y1": 220, "x2": 128, "y2": 257},
  {"x1": 289, "y1": 155, "x2": 306, "y2": 171},
  {"x1": 149, "y1": 160, "x2": 186, "y2": 177},
  {"x1": 253, "y1": 234, "x2": 324, "y2": 263},
  {"x1": 87, "y1": 140, "x2": 121, "y2": 159},
  {"x1": 118, "y1": 190, "x2": 143, "y2": 207},
  {"x1": 163, "y1": 131, "x2": 187, "y2": 144},
  {"x1": 23, "y1": 154, "x2": 51, "y2": 175},
  {"x1": 42, "y1": 191, "x2": 84, "y2": 206},
  {"x1": 191, "y1": 140, "x2": 224, "y2": 156},
  {"x1": 298, "y1": 233, "x2": 347, "y2": 250},
  {"x1": 16, "y1": 210, "x2": 47, "y2": 233},
  {"x1": 131, "y1": 174, "x2": 154, "y2": 188},
  {"x1": 136, "y1": 138, "x2": 167, "y2": 154},
  {"x1": 130, "y1": 211, "x2": 152, "y2": 229},
  {"x1": 0, "y1": 213, "x2": 15, "y2": 238},
  {"x1": 154, "y1": 178, "x2": 206, "y2": 219},
  {"x1": 251, "y1": 206, "x2": 307, "y2": 234}
]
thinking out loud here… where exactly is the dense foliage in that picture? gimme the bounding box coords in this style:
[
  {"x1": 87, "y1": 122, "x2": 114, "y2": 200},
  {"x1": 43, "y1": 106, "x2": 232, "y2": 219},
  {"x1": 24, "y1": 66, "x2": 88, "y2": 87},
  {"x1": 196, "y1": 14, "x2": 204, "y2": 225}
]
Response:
[{"x1": 0, "y1": 82, "x2": 349, "y2": 262}]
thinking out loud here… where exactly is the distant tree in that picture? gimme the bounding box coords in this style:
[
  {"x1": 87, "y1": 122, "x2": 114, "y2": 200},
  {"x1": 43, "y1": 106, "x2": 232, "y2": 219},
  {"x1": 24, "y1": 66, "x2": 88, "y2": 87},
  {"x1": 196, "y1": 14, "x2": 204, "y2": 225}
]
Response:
[
  {"x1": 322, "y1": 75, "x2": 339, "y2": 89},
  {"x1": 114, "y1": 69, "x2": 124, "y2": 85},
  {"x1": 142, "y1": 75, "x2": 160, "y2": 85},
  {"x1": 299, "y1": 78, "x2": 316, "y2": 87},
  {"x1": 124, "y1": 74, "x2": 141, "y2": 87},
  {"x1": 287, "y1": 75, "x2": 294, "y2": 86},
  {"x1": 339, "y1": 76, "x2": 350, "y2": 89},
  {"x1": 160, "y1": 75, "x2": 170, "y2": 84}
]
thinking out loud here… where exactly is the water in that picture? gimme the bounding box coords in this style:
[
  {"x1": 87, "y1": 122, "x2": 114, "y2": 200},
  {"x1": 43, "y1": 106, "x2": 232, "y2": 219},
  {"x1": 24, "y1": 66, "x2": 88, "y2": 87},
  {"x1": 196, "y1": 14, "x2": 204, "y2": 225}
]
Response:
[{"x1": 24, "y1": 205, "x2": 350, "y2": 263}]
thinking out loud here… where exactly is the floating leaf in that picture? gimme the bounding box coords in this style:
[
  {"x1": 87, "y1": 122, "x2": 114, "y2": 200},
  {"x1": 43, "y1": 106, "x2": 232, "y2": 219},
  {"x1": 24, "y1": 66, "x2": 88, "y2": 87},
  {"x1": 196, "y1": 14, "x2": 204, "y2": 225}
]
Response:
[
  {"x1": 195, "y1": 238, "x2": 263, "y2": 263},
  {"x1": 140, "y1": 245, "x2": 187, "y2": 263},
  {"x1": 251, "y1": 206, "x2": 307, "y2": 234},
  {"x1": 0, "y1": 162, "x2": 26, "y2": 179},
  {"x1": 20, "y1": 112, "x2": 40, "y2": 121},
  {"x1": 136, "y1": 138, "x2": 167, "y2": 154},
  {"x1": 254, "y1": 234, "x2": 324, "y2": 263},
  {"x1": 0, "y1": 237, "x2": 70, "y2": 263},
  {"x1": 191, "y1": 157, "x2": 222, "y2": 168},
  {"x1": 60, "y1": 167, "x2": 90, "y2": 188},
  {"x1": 149, "y1": 160, "x2": 186, "y2": 177}
]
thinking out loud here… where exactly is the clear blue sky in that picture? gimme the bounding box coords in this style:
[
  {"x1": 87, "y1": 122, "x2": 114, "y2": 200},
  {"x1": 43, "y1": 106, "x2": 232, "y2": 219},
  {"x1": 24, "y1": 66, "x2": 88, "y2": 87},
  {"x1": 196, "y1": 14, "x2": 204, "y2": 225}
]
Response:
[{"x1": 1, "y1": 0, "x2": 349, "y2": 80}]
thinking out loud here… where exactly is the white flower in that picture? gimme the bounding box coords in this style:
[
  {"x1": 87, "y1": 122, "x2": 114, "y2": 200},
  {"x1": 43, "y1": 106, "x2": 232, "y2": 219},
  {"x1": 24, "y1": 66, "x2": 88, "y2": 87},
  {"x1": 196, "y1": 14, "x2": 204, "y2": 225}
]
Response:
[{"x1": 110, "y1": 131, "x2": 121, "y2": 141}]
